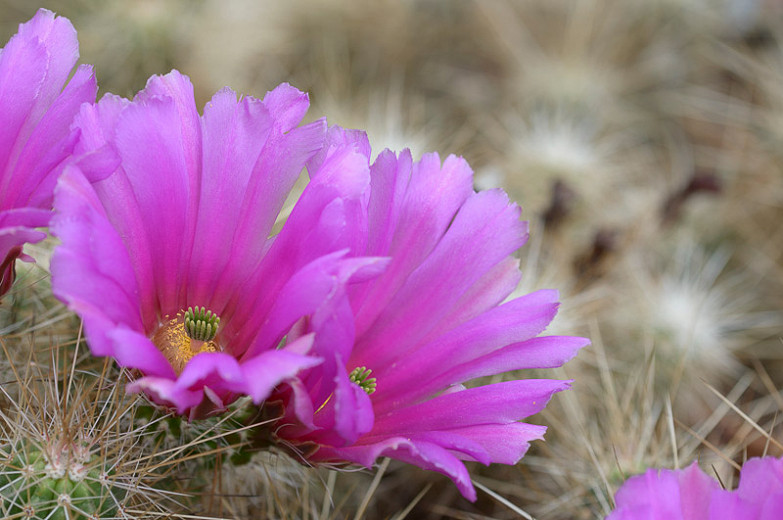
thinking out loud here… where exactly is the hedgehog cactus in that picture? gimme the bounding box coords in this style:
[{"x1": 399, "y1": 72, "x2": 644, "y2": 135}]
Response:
[
  {"x1": 0, "y1": 435, "x2": 124, "y2": 520},
  {"x1": 135, "y1": 400, "x2": 256, "y2": 468}
]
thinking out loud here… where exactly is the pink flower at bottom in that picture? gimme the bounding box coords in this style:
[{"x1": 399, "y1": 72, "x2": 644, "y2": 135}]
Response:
[
  {"x1": 608, "y1": 457, "x2": 783, "y2": 520},
  {"x1": 266, "y1": 128, "x2": 588, "y2": 501},
  {"x1": 608, "y1": 463, "x2": 719, "y2": 520}
]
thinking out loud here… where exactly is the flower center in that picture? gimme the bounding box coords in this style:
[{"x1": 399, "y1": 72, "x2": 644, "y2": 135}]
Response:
[
  {"x1": 184, "y1": 306, "x2": 220, "y2": 341},
  {"x1": 152, "y1": 308, "x2": 222, "y2": 374},
  {"x1": 349, "y1": 366, "x2": 377, "y2": 395}
]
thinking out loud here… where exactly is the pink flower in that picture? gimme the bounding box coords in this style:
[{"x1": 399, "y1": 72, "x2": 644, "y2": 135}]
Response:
[
  {"x1": 608, "y1": 463, "x2": 719, "y2": 520},
  {"x1": 710, "y1": 457, "x2": 783, "y2": 520},
  {"x1": 608, "y1": 457, "x2": 783, "y2": 519},
  {"x1": 267, "y1": 129, "x2": 588, "y2": 501},
  {"x1": 0, "y1": 9, "x2": 98, "y2": 296},
  {"x1": 51, "y1": 72, "x2": 386, "y2": 418}
]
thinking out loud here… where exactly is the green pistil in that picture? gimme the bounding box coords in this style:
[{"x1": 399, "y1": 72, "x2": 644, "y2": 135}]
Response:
[
  {"x1": 349, "y1": 366, "x2": 377, "y2": 395},
  {"x1": 184, "y1": 306, "x2": 220, "y2": 342}
]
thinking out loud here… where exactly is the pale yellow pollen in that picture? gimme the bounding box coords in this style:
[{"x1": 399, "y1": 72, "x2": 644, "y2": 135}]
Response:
[{"x1": 152, "y1": 314, "x2": 219, "y2": 375}]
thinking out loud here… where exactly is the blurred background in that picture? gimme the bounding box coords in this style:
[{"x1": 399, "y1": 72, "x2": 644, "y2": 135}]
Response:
[{"x1": 2, "y1": 0, "x2": 783, "y2": 518}]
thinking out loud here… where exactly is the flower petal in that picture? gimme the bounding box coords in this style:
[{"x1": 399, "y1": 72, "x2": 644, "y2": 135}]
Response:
[
  {"x1": 308, "y1": 125, "x2": 370, "y2": 175},
  {"x1": 0, "y1": 10, "x2": 98, "y2": 298},
  {"x1": 0, "y1": 9, "x2": 79, "y2": 189},
  {"x1": 441, "y1": 423, "x2": 547, "y2": 465},
  {"x1": 609, "y1": 468, "x2": 684, "y2": 520},
  {"x1": 318, "y1": 437, "x2": 477, "y2": 501},
  {"x1": 383, "y1": 336, "x2": 588, "y2": 408},
  {"x1": 226, "y1": 145, "x2": 372, "y2": 348},
  {"x1": 127, "y1": 376, "x2": 202, "y2": 416},
  {"x1": 205, "y1": 115, "x2": 326, "y2": 307},
  {"x1": 51, "y1": 167, "x2": 153, "y2": 363},
  {"x1": 678, "y1": 462, "x2": 722, "y2": 520},
  {"x1": 13, "y1": 9, "x2": 80, "y2": 116},
  {"x1": 112, "y1": 79, "x2": 198, "y2": 315},
  {"x1": 736, "y1": 456, "x2": 783, "y2": 503},
  {"x1": 238, "y1": 336, "x2": 323, "y2": 404},
  {"x1": 8, "y1": 65, "x2": 96, "y2": 209},
  {"x1": 352, "y1": 151, "x2": 476, "y2": 335},
  {"x1": 369, "y1": 289, "x2": 561, "y2": 391},
  {"x1": 371, "y1": 379, "x2": 571, "y2": 436},
  {"x1": 74, "y1": 95, "x2": 156, "y2": 330},
  {"x1": 356, "y1": 188, "x2": 527, "y2": 368},
  {"x1": 107, "y1": 327, "x2": 176, "y2": 379}
]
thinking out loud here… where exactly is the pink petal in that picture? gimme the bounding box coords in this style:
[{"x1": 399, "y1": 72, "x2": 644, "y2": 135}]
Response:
[
  {"x1": 107, "y1": 327, "x2": 176, "y2": 379},
  {"x1": 75, "y1": 97, "x2": 156, "y2": 330},
  {"x1": 318, "y1": 437, "x2": 477, "y2": 501},
  {"x1": 404, "y1": 430, "x2": 492, "y2": 465},
  {"x1": 679, "y1": 462, "x2": 722, "y2": 520},
  {"x1": 128, "y1": 376, "x2": 203, "y2": 416},
  {"x1": 736, "y1": 457, "x2": 783, "y2": 503},
  {"x1": 609, "y1": 468, "x2": 684, "y2": 520},
  {"x1": 261, "y1": 82, "x2": 312, "y2": 132},
  {"x1": 226, "y1": 146, "x2": 371, "y2": 345},
  {"x1": 306, "y1": 125, "x2": 371, "y2": 175},
  {"x1": 352, "y1": 151, "x2": 475, "y2": 335},
  {"x1": 308, "y1": 358, "x2": 375, "y2": 446},
  {"x1": 0, "y1": 9, "x2": 79, "y2": 190},
  {"x1": 356, "y1": 188, "x2": 527, "y2": 368},
  {"x1": 194, "y1": 112, "x2": 325, "y2": 310},
  {"x1": 0, "y1": 207, "x2": 50, "y2": 263},
  {"x1": 0, "y1": 31, "x2": 48, "y2": 186},
  {"x1": 238, "y1": 338, "x2": 323, "y2": 404},
  {"x1": 382, "y1": 336, "x2": 588, "y2": 408},
  {"x1": 11, "y1": 65, "x2": 97, "y2": 207},
  {"x1": 112, "y1": 86, "x2": 197, "y2": 316},
  {"x1": 51, "y1": 168, "x2": 149, "y2": 355},
  {"x1": 185, "y1": 88, "x2": 276, "y2": 306},
  {"x1": 708, "y1": 491, "x2": 757, "y2": 520},
  {"x1": 175, "y1": 352, "x2": 243, "y2": 393},
  {"x1": 371, "y1": 379, "x2": 571, "y2": 436},
  {"x1": 14, "y1": 9, "x2": 80, "y2": 118},
  {"x1": 760, "y1": 495, "x2": 783, "y2": 520},
  {"x1": 442, "y1": 423, "x2": 547, "y2": 465},
  {"x1": 0, "y1": 10, "x2": 97, "y2": 293},
  {"x1": 369, "y1": 289, "x2": 561, "y2": 388}
]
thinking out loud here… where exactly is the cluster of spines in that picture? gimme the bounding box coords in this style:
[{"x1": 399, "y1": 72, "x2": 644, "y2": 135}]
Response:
[
  {"x1": 135, "y1": 401, "x2": 255, "y2": 469},
  {"x1": 0, "y1": 442, "x2": 122, "y2": 520}
]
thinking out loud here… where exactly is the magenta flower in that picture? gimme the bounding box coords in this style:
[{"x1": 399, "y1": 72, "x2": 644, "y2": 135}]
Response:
[
  {"x1": 713, "y1": 456, "x2": 783, "y2": 519},
  {"x1": 608, "y1": 457, "x2": 783, "y2": 519},
  {"x1": 608, "y1": 463, "x2": 720, "y2": 520},
  {"x1": 0, "y1": 9, "x2": 98, "y2": 296},
  {"x1": 267, "y1": 128, "x2": 588, "y2": 501},
  {"x1": 51, "y1": 71, "x2": 386, "y2": 418}
]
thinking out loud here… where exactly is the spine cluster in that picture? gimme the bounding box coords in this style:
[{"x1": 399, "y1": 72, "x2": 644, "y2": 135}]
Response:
[{"x1": 0, "y1": 439, "x2": 123, "y2": 520}]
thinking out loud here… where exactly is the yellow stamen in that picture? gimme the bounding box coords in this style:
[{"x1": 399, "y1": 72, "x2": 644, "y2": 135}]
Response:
[
  {"x1": 152, "y1": 314, "x2": 219, "y2": 375},
  {"x1": 314, "y1": 394, "x2": 332, "y2": 414}
]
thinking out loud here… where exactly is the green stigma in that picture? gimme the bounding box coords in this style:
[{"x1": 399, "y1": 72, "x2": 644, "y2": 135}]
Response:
[
  {"x1": 349, "y1": 366, "x2": 377, "y2": 395},
  {"x1": 184, "y1": 306, "x2": 220, "y2": 342}
]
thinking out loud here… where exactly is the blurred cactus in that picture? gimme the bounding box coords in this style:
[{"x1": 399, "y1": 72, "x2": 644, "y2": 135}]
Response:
[{"x1": 0, "y1": 441, "x2": 124, "y2": 520}]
